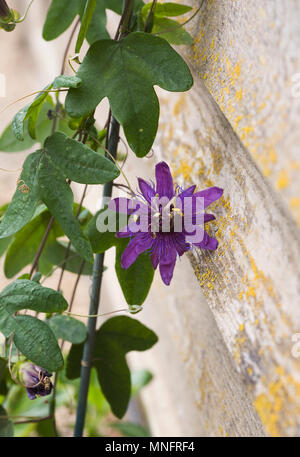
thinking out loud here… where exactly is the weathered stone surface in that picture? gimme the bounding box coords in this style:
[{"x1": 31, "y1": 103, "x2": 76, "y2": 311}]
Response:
[
  {"x1": 185, "y1": 0, "x2": 300, "y2": 227},
  {"x1": 149, "y1": 0, "x2": 300, "y2": 436}
]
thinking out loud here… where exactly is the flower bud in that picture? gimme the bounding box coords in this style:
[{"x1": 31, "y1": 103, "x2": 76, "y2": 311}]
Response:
[
  {"x1": 18, "y1": 362, "x2": 53, "y2": 400},
  {"x1": 0, "y1": 0, "x2": 12, "y2": 21}
]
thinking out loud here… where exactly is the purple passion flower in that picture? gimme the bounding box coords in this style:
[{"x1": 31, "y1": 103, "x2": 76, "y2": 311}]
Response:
[
  {"x1": 19, "y1": 363, "x2": 53, "y2": 400},
  {"x1": 109, "y1": 161, "x2": 223, "y2": 286}
]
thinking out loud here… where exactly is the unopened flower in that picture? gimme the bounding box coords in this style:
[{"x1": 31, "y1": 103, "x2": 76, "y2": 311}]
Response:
[
  {"x1": 109, "y1": 161, "x2": 223, "y2": 285},
  {"x1": 19, "y1": 363, "x2": 53, "y2": 400},
  {"x1": 0, "y1": 0, "x2": 16, "y2": 31},
  {"x1": 0, "y1": 0, "x2": 10, "y2": 18}
]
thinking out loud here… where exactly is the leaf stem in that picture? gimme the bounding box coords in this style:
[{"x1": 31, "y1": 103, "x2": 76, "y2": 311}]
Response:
[{"x1": 29, "y1": 217, "x2": 54, "y2": 279}]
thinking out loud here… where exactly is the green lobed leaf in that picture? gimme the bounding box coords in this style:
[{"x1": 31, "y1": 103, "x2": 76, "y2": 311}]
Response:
[
  {"x1": 66, "y1": 342, "x2": 84, "y2": 380},
  {"x1": 3, "y1": 204, "x2": 90, "y2": 278},
  {"x1": 0, "y1": 405, "x2": 13, "y2": 437},
  {"x1": 36, "y1": 152, "x2": 94, "y2": 263},
  {"x1": 0, "y1": 280, "x2": 67, "y2": 371},
  {"x1": 0, "y1": 100, "x2": 54, "y2": 153},
  {"x1": 11, "y1": 104, "x2": 30, "y2": 141},
  {"x1": 13, "y1": 315, "x2": 64, "y2": 372},
  {"x1": 85, "y1": 0, "x2": 110, "y2": 44},
  {"x1": 0, "y1": 120, "x2": 36, "y2": 152},
  {"x1": 93, "y1": 316, "x2": 158, "y2": 418},
  {"x1": 0, "y1": 151, "x2": 41, "y2": 239},
  {"x1": 0, "y1": 236, "x2": 12, "y2": 258},
  {"x1": 66, "y1": 32, "x2": 193, "y2": 157},
  {"x1": 48, "y1": 314, "x2": 87, "y2": 344},
  {"x1": 131, "y1": 369, "x2": 153, "y2": 396},
  {"x1": 4, "y1": 210, "x2": 56, "y2": 278},
  {"x1": 52, "y1": 75, "x2": 82, "y2": 89},
  {"x1": 42, "y1": 0, "x2": 85, "y2": 41},
  {"x1": 85, "y1": 207, "x2": 128, "y2": 253},
  {"x1": 42, "y1": 240, "x2": 93, "y2": 276},
  {"x1": 66, "y1": 316, "x2": 158, "y2": 419},
  {"x1": 142, "y1": 2, "x2": 192, "y2": 18},
  {"x1": 43, "y1": 0, "x2": 125, "y2": 44},
  {"x1": 44, "y1": 132, "x2": 120, "y2": 184},
  {"x1": 75, "y1": 0, "x2": 97, "y2": 54},
  {"x1": 115, "y1": 238, "x2": 155, "y2": 306},
  {"x1": 152, "y1": 17, "x2": 193, "y2": 45},
  {"x1": 12, "y1": 85, "x2": 52, "y2": 141},
  {"x1": 0, "y1": 279, "x2": 68, "y2": 315}
]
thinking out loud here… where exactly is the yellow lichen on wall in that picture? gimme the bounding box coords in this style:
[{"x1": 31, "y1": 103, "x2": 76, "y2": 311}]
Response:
[
  {"x1": 254, "y1": 367, "x2": 300, "y2": 437},
  {"x1": 187, "y1": 0, "x2": 300, "y2": 227}
]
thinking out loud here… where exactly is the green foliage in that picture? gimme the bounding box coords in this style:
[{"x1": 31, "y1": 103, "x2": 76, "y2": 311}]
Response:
[
  {"x1": 12, "y1": 86, "x2": 52, "y2": 141},
  {"x1": 0, "y1": 100, "x2": 73, "y2": 153},
  {"x1": 75, "y1": 0, "x2": 97, "y2": 54},
  {"x1": 43, "y1": 240, "x2": 93, "y2": 276},
  {"x1": 11, "y1": 77, "x2": 81, "y2": 143},
  {"x1": 0, "y1": 236, "x2": 12, "y2": 258},
  {"x1": 0, "y1": 0, "x2": 195, "y2": 434},
  {"x1": 13, "y1": 316, "x2": 63, "y2": 372},
  {"x1": 0, "y1": 357, "x2": 8, "y2": 396},
  {"x1": 0, "y1": 279, "x2": 67, "y2": 315},
  {"x1": 0, "y1": 280, "x2": 67, "y2": 371},
  {"x1": 52, "y1": 75, "x2": 81, "y2": 89},
  {"x1": 42, "y1": 0, "x2": 85, "y2": 41},
  {"x1": 4, "y1": 209, "x2": 56, "y2": 278},
  {"x1": 66, "y1": 342, "x2": 84, "y2": 380},
  {"x1": 48, "y1": 314, "x2": 87, "y2": 344},
  {"x1": 67, "y1": 316, "x2": 158, "y2": 418},
  {"x1": 66, "y1": 32, "x2": 193, "y2": 157},
  {"x1": 0, "y1": 151, "x2": 41, "y2": 238},
  {"x1": 142, "y1": 2, "x2": 192, "y2": 17},
  {"x1": 44, "y1": 132, "x2": 119, "y2": 184},
  {"x1": 111, "y1": 421, "x2": 150, "y2": 437},
  {"x1": 3, "y1": 204, "x2": 92, "y2": 278},
  {"x1": 37, "y1": 151, "x2": 94, "y2": 263},
  {"x1": 151, "y1": 17, "x2": 193, "y2": 45},
  {"x1": 43, "y1": 0, "x2": 123, "y2": 43},
  {"x1": 140, "y1": 2, "x2": 193, "y2": 44},
  {"x1": 0, "y1": 405, "x2": 13, "y2": 437},
  {"x1": 85, "y1": 207, "x2": 127, "y2": 253},
  {"x1": 115, "y1": 238, "x2": 155, "y2": 306},
  {"x1": 93, "y1": 316, "x2": 158, "y2": 418}
]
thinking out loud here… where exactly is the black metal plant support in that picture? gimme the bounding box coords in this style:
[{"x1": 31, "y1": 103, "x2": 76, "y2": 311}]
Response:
[{"x1": 74, "y1": 117, "x2": 120, "y2": 437}]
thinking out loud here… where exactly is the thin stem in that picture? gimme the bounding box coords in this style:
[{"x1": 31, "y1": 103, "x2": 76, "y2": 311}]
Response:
[
  {"x1": 64, "y1": 307, "x2": 142, "y2": 319},
  {"x1": 15, "y1": 0, "x2": 35, "y2": 23},
  {"x1": 0, "y1": 90, "x2": 68, "y2": 115},
  {"x1": 12, "y1": 415, "x2": 52, "y2": 425},
  {"x1": 61, "y1": 18, "x2": 80, "y2": 75},
  {"x1": 69, "y1": 260, "x2": 86, "y2": 311},
  {"x1": 74, "y1": 116, "x2": 120, "y2": 437},
  {"x1": 29, "y1": 217, "x2": 54, "y2": 278}
]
